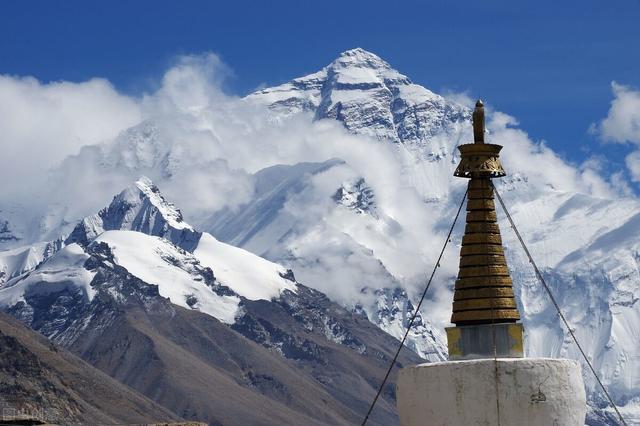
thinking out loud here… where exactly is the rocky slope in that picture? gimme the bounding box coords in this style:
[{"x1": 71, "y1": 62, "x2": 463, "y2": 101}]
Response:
[{"x1": 0, "y1": 311, "x2": 181, "y2": 424}]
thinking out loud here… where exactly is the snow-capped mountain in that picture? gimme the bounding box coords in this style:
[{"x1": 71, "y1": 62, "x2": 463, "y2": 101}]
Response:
[
  {"x1": 247, "y1": 48, "x2": 471, "y2": 203},
  {"x1": 248, "y1": 48, "x2": 468, "y2": 153},
  {"x1": 0, "y1": 178, "x2": 420, "y2": 425},
  {"x1": 0, "y1": 177, "x2": 201, "y2": 285},
  {"x1": 1, "y1": 177, "x2": 300, "y2": 328}
]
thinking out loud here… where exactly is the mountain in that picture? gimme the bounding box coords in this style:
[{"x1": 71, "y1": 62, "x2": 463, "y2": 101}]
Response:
[
  {"x1": 247, "y1": 48, "x2": 468, "y2": 153},
  {"x1": 0, "y1": 179, "x2": 421, "y2": 425},
  {"x1": 247, "y1": 48, "x2": 471, "y2": 202},
  {"x1": 0, "y1": 177, "x2": 200, "y2": 287},
  {"x1": 0, "y1": 311, "x2": 182, "y2": 424}
]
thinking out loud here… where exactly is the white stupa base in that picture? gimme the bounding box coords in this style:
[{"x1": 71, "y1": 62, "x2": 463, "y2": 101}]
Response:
[{"x1": 397, "y1": 358, "x2": 586, "y2": 426}]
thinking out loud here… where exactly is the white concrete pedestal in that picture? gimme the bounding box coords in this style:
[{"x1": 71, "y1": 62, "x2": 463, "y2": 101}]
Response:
[{"x1": 397, "y1": 358, "x2": 586, "y2": 426}]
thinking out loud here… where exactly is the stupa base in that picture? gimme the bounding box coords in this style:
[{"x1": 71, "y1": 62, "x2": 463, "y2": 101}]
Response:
[
  {"x1": 396, "y1": 358, "x2": 586, "y2": 426},
  {"x1": 446, "y1": 323, "x2": 524, "y2": 360}
]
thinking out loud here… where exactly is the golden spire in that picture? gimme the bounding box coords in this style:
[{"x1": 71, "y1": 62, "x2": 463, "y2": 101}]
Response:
[{"x1": 451, "y1": 100, "x2": 520, "y2": 325}]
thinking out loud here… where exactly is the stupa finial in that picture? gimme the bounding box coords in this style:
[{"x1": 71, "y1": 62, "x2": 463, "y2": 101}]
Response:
[{"x1": 473, "y1": 99, "x2": 485, "y2": 144}]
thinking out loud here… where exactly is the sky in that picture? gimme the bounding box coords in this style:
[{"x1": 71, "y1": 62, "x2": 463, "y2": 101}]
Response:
[{"x1": 1, "y1": 0, "x2": 640, "y2": 175}]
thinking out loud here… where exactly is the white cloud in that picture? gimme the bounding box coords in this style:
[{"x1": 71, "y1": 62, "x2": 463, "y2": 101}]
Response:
[
  {"x1": 142, "y1": 53, "x2": 232, "y2": 115},
  {"x1": 610, "y1": 170, "x2": 635, "y2": 195},
  {"x1": 0, "y1": 75, "x2": 141, "y2": 199},
  {"x1": 595, "y1": 82, "x2": 640, "y2": 145},
  {"x1": 625, "y1": 150, "x2": 640, "y2": 182},
  {"x1": 489, "y1": 111, "x2": 617, "y2": 198},
  {"x1": 591, "y1": 82, "x2": 640, "y2": 187},
  {"x1": 441, "y1": 90, "x2": 474, "y2": 108}
]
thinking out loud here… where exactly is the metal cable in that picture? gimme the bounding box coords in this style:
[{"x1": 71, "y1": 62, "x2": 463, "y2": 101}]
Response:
[
  {"x1": 360, "y1": 188, "x2": 468, "y2": 425},
  {"x1": 492, "y1": 182, "x2": 628, "y2": 426}
]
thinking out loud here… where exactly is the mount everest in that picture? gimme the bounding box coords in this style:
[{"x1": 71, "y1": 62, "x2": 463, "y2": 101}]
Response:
[{"x1": 0, "y1": 48, "x2": 638, "y2": 424}]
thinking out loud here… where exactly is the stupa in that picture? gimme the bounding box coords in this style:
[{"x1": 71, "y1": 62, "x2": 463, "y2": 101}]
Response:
[{"x1": 396, "y1": 100, "x2": 587, "y2": 425}]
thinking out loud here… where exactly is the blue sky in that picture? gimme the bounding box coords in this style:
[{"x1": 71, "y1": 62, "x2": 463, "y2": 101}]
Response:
[{"x1": 2, "y1": 0, "x2": 639, "y2": 171}]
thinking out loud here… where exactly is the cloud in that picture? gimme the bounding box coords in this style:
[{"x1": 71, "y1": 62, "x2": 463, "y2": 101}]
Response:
[
  {"x1": 594, "y1": 82, "x2": 640, "y2": 145},
  {"x1": 625, "y1": 151, "x2": 640, "y2": 182},
  {"x1": 590, "y1": 82, "x2": 640, "y2": 186},
  {"x1": 0, "y1": 53, "x2": 253, "y2": 227},
  {"x1": 488, "y1": 111, "x2": 618, "y2": 198},
  {"x1": 0, "y1": 75, "x2": 141, "y2": 200},
  {"x1": 142, "y1": 53, "x2": 233, "y2": 115},
  {"x1": 441, "y1": 90, "x2": 475, "y2": 108}
]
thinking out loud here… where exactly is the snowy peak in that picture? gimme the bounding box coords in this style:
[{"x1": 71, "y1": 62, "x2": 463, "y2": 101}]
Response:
[
  {"x1": 2, "y1": 178, "x2": 301, "y2": 326},
  {"x1": 132, "y1": 177, "x2": 192, "y2": 231},
  {"x1": 326, "y1": 47, "x2": 409, "y2": 85},
  {"x1": 66, "y1": 177, "x2": 201, "y2": 251},
  {"x1": 327, "y1": 47, "x2": 401, "y2": 75},
  {"x1": 334, "y1": 48, "x2": 390, "y2": 68},
  {"x1": 69, "y1": 178, "x2": 300, "y2": 305},
  {"x1": 247, "y1": 48, "x2": 469, "y2": 149}
]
